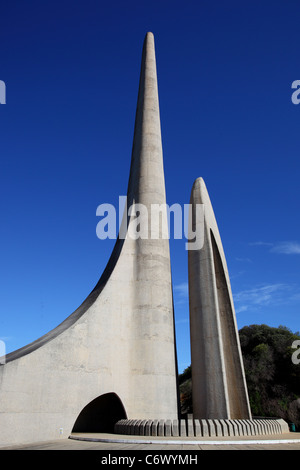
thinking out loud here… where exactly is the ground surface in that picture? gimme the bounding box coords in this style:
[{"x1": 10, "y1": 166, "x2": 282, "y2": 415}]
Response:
[{"x1": 1, "y1": 433, "x2": 300, "y2": 451}]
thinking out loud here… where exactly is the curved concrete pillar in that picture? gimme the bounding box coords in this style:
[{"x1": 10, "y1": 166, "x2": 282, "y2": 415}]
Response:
[
  {"x1": 0, "y1": 32, "x2": 179, "y2": 446},
  {"x1": 188, "y1": 177, "x2": 251, "y2": 420}
]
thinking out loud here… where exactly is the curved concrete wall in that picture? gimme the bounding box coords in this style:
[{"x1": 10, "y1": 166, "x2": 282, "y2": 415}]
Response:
[
  {"x1": 0, "y1": 32, "x2": 179, "y2": 446},
  {"x1": 114, "y1": 418, "x2": 289, "y2": 437}
]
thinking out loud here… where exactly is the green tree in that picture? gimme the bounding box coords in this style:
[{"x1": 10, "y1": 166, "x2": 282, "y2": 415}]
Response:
[
  {"x1": 239, "y1": 324, "x2": 300, "y2": 427},
  {"x1": 178, "y1": 324, "x2": 300, "y2": 428}
]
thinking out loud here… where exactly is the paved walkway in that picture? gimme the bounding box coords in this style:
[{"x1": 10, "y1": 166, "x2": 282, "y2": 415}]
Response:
[{"x1": 2, "y1": 432, "x2": 300, "y2": 450}]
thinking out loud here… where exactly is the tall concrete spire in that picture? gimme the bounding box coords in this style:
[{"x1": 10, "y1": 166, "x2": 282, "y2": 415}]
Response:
[
  {"x1": 0, "y1": 33, "x2": 178, "y2": 447},
  {"x1": 127, "y1": 31, "x2": 178, "y2": 420},
  {"x1": 188, "y1": 178, "x2": 251, "y2": 420},
  {"x1": 128, "y1": 32, "x2": 165, "y2": 205}
]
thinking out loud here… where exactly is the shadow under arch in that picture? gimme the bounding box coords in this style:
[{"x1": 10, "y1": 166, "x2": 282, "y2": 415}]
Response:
[{"x1": 72, "y1": 392, "x2": 127, "y2": 433}]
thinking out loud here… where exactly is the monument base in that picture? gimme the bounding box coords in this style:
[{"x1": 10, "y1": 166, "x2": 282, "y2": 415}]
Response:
[{"x1": 114, "y1": 418, "x2": 289, "y2": 437}]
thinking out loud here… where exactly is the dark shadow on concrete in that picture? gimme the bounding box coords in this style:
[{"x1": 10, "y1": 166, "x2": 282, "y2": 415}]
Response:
[
  {"x1": 210, "y1": 229, "x2": 249, "y2": 419},
  {"x1": 72, "y1": 392, "x2": 127, "y2": 433}
]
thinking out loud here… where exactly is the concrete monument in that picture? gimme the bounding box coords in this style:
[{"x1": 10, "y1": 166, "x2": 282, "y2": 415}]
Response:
[
  {"x1": 0, "y1": 33, "x2": 290, "y2": 446},
  {"x1": 0, "y1": 32, "x2": 179, "y2": 446},
  {"x1": 188, "y1": 177, "x2": 252, "y2": 420},
  {"x1": 116, "y1": 178, "x2": 288, "y2": 439}
]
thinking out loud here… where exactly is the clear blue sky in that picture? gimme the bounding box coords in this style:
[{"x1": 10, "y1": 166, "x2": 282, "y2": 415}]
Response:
[{"x1": 1, "y1": 0, "x2": 299, "y2": 373}]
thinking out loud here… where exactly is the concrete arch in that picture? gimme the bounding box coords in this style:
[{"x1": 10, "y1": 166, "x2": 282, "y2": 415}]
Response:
[
  {"x1": 188, "y1": 177, "x2": 251, "y2": 420},
  {"x1": 210, "y1": 229, "x2": 250, "y2": 418}
]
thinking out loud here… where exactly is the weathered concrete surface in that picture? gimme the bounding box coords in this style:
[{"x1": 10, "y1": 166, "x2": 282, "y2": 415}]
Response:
[
  {"x1": 0, "y1": 32, "x2": 178, "y2": 447},
  {"x1": 188, "y1": 178, "x2": 251, "y2": 420}
]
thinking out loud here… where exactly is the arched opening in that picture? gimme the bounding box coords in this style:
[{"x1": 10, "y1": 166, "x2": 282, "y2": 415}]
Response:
[
  {"x1": 210, "y1": 230, "x2": 250, "y2": 418},
  {"x1": 72, "y1": 393, "x2": 127, "y2": 433}
]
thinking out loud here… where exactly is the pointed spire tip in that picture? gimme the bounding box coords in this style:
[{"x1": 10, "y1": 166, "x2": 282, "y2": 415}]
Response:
[{"x1": 144, "y1": 31, "x2": 154, "y2": 44}]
